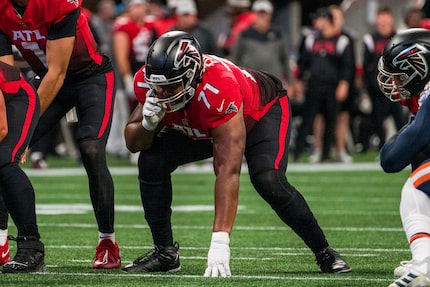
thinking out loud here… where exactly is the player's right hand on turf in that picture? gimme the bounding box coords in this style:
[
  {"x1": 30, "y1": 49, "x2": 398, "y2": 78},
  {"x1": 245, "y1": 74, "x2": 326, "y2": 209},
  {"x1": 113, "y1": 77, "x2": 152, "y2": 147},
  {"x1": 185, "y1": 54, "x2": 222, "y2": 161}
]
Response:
[
  {"x1": 141, "y1": 90, "x2": 166, "y2": 131},
  {"x1": 204, "y1": 231, "x2": 231, "y2": 278}
]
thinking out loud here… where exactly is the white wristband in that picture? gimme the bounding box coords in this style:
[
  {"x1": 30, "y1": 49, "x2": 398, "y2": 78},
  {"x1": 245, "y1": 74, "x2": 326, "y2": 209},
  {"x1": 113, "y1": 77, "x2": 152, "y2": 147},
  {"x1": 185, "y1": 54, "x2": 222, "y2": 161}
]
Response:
[
  {"x1": 211, "y1": 231, "x2": 229, "y2": 244},
  {"x1": 141, "y1": 118, "x2": 155, "y2": 131}
]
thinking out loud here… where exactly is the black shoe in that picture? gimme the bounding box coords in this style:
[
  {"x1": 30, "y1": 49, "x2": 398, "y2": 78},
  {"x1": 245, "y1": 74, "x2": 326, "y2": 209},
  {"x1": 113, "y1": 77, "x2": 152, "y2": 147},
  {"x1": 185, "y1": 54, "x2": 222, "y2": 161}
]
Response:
[
  {"x1": 2, "y1": 236, "x2": 45, "y2": 273},
  {"x1": 122, "y1": 242, "x2": 180, "y2": 273},
  {"x1": 315, "y1": 247, "x2": 351, "y2": 273}
]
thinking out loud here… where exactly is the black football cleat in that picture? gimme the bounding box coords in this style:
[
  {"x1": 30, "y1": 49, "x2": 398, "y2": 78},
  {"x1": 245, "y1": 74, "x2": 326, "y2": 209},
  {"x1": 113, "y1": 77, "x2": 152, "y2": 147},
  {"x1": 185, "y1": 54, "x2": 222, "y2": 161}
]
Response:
[
  {"x1": 2, "y1": 236, "x2": 45, "y2": 273},
  {"x1": 315, "y1": 247, "x2": 351, "y2": 273},
  {"x1": 122, "y1": 242, "x2": 180, "y2": 273}
]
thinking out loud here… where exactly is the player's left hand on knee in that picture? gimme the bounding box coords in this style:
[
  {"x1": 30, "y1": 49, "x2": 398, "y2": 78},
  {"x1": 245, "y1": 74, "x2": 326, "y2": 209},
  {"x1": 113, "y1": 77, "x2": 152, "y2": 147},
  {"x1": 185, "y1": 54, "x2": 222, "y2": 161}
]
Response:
[{"x1": 204, "y1": 231, "x2": 231, "y2": 278}]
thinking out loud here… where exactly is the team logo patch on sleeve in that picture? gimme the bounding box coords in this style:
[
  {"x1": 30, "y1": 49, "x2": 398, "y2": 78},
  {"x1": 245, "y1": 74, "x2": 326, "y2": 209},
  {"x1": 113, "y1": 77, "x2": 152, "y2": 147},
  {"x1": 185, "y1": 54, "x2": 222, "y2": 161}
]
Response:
[{"x1": 225, "y1": 102, "x2": 238, "y2": 114}]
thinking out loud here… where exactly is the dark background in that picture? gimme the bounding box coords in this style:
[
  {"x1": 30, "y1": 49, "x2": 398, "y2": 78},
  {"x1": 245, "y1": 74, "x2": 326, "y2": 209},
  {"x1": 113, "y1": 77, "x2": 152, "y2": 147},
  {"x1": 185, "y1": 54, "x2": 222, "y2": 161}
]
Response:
[{"x1": 82, "y1": 0, "x2": 343, "y2": 26}]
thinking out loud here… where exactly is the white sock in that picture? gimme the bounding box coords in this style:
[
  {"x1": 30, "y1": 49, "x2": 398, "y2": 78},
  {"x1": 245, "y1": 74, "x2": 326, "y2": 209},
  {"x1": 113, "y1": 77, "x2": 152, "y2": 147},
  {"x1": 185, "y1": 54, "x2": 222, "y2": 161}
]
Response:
[
  {"x1": 98, "y1": 232, "x2": 115, "y2": 244},
  {"x1": 0, "y1": 229, "x2": 7, "y2": 245},
  {"x1": 411, "y1": 237, "x2": 430, "y2": 261}
]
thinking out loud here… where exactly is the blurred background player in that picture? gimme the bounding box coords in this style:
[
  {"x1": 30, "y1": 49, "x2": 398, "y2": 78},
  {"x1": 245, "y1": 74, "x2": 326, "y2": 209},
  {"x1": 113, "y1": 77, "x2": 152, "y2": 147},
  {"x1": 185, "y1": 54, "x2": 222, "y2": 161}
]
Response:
[
  {"x1": 329, "y1": 4, "x2": 356, "y2": 163},
  {"x1": 219, "y1": 0, "x2": 256, "y2": 57},
  {"x1": 110, "y1": 0, "x2": 156, "y2": 160},
  {"x1": 171, "y1": 0, "x2": 219, "y2": 55},
  {"x1": 362, "y1": 6, "x2": 406, "y2": 152},
  {"x1": 233, "y1": 0, "x2": 293, "y2": 90},
  {"x1": 293, "y1": 7, "x2": 354, "y2": 163}
]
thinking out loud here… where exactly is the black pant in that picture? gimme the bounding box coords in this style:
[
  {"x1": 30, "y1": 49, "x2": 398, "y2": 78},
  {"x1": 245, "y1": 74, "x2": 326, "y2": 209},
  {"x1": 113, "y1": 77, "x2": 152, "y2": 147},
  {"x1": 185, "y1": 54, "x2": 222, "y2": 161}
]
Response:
[
  {"x1": 0, "y1": 81, "x2": 40, "y2": 237},
  {"x1": 30, "y1": 71, "x2": 117, "y2": 233}
]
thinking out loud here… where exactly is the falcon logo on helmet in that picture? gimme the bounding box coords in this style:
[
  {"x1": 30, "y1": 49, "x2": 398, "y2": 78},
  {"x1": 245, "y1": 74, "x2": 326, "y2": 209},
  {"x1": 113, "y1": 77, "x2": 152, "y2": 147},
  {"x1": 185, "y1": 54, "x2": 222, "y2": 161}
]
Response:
[
  {"x1": 394, "y1": 44, "x2": 429, "y2": 83},
  {"x1": 174, "y1": 40, "x2": 202, "y2": 69}
]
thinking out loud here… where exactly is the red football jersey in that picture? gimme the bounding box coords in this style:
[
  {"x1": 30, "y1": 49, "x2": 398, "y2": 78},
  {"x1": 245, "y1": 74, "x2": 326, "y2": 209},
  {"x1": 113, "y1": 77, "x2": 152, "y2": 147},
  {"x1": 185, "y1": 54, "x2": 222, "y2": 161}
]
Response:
[
  {"x1": 0, "y1": 0, "x2": 103, "y2": 78},
  {"x1": 112, "y1": 16, "x2": 154, "y2": 72},
  {"x1": 134, "y1": 54, "x2": 274, "y2": 140}
]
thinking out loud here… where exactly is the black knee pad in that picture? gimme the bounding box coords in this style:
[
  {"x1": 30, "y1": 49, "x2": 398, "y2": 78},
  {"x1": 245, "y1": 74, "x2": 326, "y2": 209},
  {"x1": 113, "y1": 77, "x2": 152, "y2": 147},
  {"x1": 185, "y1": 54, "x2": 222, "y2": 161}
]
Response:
[
  {"x1": 250, "y1": 170, "x2": 296, "y2": 204},
  {"x1": 79, "y1": 139, "x2": 103, "y2": 160}
]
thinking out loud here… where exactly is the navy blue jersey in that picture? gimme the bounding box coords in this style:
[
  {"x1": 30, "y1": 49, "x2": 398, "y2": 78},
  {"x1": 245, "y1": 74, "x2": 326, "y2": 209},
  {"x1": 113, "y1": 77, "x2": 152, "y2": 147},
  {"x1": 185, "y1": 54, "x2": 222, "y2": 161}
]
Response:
[{"x1": 380, "y1": 91, "x2": 430, "y2": 172}]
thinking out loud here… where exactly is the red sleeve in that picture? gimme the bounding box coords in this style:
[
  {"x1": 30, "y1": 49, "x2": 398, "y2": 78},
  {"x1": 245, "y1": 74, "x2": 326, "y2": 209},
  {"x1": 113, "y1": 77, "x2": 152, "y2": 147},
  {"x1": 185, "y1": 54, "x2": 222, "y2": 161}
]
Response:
[
  {"x1": 203, "y1": 70, "x2": 243, "y2": 130},
  {"x1": 45, "y1": 0, "x2": 80, "y2": 24},
  {"x1": 134, "y1": 66, "x2": 150, "y2": 104},
  {"x1": 400, "y1": 97, "x2": 419, "y2": 114},
  {"x1": 112, "y1": 17, "x2": 132, "y2": 34}
]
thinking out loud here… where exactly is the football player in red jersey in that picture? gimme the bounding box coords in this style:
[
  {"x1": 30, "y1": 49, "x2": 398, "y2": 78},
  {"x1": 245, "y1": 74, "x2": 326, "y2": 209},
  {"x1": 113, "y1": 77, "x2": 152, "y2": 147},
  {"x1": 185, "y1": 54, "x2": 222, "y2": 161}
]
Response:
[
  {"x1": 0, "y1": 0, "x2": 120, "y2": 270},
  {"x1": 123, "y1": 31, "x2": 351, "y2": 276},
  {"x1": 0, "y1": 61, "x2": 43, "y2": 272},
  {"x1": 113, "y1": 0, "x2": 156, "y2": 100}
]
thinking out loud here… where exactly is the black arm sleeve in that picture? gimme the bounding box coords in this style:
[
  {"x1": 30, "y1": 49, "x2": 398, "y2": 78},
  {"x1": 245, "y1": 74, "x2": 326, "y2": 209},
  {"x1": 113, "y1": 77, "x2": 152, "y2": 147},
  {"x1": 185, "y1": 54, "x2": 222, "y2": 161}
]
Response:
[
  {"x1": 0, "y1": 30, "x2": 12, "y2": 56},
  {"x1": 48, "y1": 8, "x2": 80, "y2": 40}
]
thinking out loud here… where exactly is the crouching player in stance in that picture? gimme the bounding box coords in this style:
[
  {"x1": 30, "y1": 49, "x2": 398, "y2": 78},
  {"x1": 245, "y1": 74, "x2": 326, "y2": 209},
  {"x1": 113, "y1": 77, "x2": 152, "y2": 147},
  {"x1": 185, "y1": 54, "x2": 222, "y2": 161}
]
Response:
[
  {"x1": 124, "y1": 31, "x2": 351, "y2": 276},
  {"x1": 378, "y1": 28, "x2": 430, "y2": 287},
  {"x1": 0, "y1": 61, "x2": 43, "y2": 272}
]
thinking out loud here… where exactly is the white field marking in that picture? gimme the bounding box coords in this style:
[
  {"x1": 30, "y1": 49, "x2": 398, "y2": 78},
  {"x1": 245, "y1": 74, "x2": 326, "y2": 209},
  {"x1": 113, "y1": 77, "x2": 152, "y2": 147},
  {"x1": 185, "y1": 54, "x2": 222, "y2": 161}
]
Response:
[
  {"x1": 35, "y1": 204, "x2": 246, "y2": 215},
  {"x1": 24, "y1": 162, "x2": 383, "y2": 177},
  {"x1": 312, "y1": 211, "x2": 399, "y2": 216},
  {"x1": 274, "y1": 252, "x2": 377, "y2": 257},
  {"x1": 36, "y1": 222, "x2": 403, "y2": 232},
  {"x1": 32, "y1": 271, "x2": 391, "y2": 282},
  {"x1": 70, "y1": 256, "x2": 275, "y2": 263},
  {"x1": 35, "y1": 203, "x2": 397, "y2": 216},
  {"x1": 40, "y1": 244, "x2": 410, "y2": 253}
]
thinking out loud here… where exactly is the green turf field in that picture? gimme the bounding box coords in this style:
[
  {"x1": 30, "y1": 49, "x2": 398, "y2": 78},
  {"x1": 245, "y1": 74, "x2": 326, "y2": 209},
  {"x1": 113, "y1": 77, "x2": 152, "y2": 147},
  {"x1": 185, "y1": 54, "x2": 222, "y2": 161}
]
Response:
[{"x1": 0, "y1": 161, "x2": 411, "y2": 287}]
